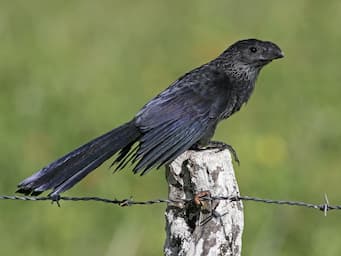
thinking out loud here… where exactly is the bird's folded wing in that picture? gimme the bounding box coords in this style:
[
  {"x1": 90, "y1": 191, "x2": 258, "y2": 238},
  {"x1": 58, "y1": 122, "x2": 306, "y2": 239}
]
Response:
[{"x1": 132, "y1": 66, "x2": 234, "y2": 174}]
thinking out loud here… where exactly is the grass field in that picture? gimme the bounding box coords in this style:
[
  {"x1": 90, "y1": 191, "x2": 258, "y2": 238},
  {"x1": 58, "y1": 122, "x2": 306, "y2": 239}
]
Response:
[{"x1": 1, "y1": 1, "x2": 341, "y2": 255}]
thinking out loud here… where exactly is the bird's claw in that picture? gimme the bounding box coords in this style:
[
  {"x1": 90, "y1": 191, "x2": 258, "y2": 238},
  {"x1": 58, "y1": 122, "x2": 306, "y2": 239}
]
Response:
[{"x1": 194, "y1": 141, "x2": 240, "y2": 165}]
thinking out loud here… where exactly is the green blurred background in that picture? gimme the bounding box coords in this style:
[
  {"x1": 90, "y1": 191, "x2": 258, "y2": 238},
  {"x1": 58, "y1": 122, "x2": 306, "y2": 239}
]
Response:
[{"x1": 0, "y1": 0, "x2": 341, "y2": 255}]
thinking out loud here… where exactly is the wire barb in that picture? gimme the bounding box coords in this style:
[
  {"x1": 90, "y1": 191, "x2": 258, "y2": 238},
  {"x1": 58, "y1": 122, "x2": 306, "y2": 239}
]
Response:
[
  {"x1": 1, "y1": 194, "x2": 341, "y2": 214},
  {"x1": 322, "y1": 193, "x2": 330, "y2": 216}
]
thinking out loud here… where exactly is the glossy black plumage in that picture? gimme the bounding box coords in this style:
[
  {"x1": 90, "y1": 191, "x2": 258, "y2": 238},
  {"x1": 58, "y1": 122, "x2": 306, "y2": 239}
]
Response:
[{"x1": 17, "y1": 39, "x2": 283, "y2": 196}]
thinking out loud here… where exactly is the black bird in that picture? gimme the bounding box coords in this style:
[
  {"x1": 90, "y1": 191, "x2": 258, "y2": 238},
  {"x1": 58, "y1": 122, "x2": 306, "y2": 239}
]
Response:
[{"x1": 17, "y1": 39, "x2": 284, "y2": 197}]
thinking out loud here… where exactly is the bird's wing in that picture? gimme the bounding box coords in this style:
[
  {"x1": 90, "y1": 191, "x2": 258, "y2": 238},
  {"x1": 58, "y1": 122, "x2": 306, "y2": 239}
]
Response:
[{"x1": 130, "y1": 65, "x2": 236, "y2": 174}]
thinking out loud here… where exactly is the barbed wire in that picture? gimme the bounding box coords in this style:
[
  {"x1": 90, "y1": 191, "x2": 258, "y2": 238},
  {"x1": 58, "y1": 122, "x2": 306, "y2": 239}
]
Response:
[{"x1": 0, "y1": 193, "x2": 339, "y2": 215}]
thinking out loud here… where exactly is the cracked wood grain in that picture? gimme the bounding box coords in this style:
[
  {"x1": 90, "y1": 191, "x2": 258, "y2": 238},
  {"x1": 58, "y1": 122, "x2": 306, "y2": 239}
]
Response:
[{"x1": 164, "y1": 149, "x2": 243, "y2": 256}]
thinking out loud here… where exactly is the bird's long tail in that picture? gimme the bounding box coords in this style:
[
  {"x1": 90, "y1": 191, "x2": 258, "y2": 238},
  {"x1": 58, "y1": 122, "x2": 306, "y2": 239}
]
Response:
[{"x1": 17, "y1": 120, "x2": 141, "y2": 197}]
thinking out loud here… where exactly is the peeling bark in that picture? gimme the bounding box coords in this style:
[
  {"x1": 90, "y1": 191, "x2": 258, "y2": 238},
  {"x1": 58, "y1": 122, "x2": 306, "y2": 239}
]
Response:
[{"x1": 164, "y1": 149, "x2": 243, "y2": 256}]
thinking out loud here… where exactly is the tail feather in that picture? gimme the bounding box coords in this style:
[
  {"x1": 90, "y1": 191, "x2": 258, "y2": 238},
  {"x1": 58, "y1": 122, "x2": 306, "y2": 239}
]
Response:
[
  {"x1": 17, "y1": 120, "x2": 141, "y2": 196},
  {"x1": 48, "y1": 151, "x2": 114, "y2": 197}
]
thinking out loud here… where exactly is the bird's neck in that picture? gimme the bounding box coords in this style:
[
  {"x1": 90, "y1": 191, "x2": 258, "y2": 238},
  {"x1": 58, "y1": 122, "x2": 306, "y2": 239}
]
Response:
[
  {"x1": 214, "y1": 59, "x2": 261, "y2": 83},
  {"x1": 212, "y1": 58, "x2": 261, "y2": 104}
]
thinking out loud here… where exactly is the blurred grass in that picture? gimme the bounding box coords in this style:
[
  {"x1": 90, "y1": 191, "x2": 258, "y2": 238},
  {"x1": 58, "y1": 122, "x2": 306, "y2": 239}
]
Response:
[{"x1": 0, "y1": 0, "x2": 341, "y2": 255}]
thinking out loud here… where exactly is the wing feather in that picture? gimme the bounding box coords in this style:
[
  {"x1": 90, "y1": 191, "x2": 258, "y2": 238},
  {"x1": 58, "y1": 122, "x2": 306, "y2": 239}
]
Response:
[{"x1": 113, "y1": 65, "x2": 235, "y2": 174}]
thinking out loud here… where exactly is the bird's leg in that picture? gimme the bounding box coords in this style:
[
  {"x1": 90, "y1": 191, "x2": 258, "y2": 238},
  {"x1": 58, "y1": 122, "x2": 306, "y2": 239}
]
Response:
[
  {"x1": 208, "y1": 141, "x2": 240, "y2": 165},
  {"x1": 193, "y1": 141, "x2": 240, "y2": 165}
]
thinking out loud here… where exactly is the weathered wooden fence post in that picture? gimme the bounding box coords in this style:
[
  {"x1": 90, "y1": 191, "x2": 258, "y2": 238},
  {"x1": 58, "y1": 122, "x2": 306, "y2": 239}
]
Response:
[{"x1": 164, "y1": 149, "x2": 244, "y2": 256}]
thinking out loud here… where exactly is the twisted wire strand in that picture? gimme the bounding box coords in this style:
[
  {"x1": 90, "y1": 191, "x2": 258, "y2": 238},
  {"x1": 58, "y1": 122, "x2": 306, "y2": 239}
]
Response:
[{"x1": 0, "y1": 194, "x2": 339, "y2": 214}]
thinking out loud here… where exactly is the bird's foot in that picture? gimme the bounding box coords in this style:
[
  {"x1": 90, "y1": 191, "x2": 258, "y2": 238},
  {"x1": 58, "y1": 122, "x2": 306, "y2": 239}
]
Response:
[{"x1": 193, "y1": 141, "x2": 240, "y2": 165}]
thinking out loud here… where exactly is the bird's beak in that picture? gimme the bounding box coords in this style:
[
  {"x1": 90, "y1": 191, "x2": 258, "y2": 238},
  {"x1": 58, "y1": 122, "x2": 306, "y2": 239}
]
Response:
[
  {"x1": 274, "y1": 51, "x2": 285, "y2": 59},
  {"x1": 259, "y1": 49, "x2": 284, "y2": 62}
]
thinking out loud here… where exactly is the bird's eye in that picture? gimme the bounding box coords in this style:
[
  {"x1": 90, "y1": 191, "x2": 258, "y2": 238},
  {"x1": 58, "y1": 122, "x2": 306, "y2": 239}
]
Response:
[{"x1": 249, "y1": 47, "x2": 257, "y2": 53}]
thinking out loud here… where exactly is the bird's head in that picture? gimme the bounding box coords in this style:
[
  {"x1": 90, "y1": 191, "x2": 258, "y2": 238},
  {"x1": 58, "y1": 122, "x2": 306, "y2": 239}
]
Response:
[{"x1": 223, "y1": 39, "x2": 284, "y2": 68}]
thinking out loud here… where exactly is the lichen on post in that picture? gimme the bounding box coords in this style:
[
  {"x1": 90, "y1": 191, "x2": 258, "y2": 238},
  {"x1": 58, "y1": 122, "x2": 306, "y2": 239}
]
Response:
[{"x1": 164, "y1": 149, "x2": 244, "y2": 256}]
